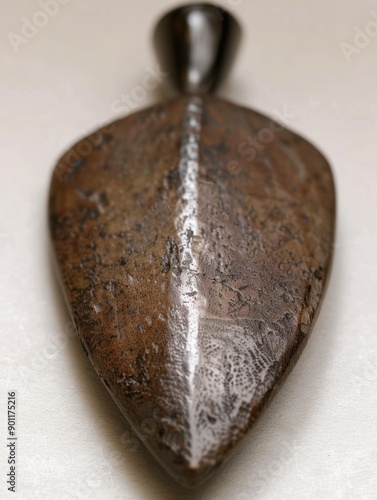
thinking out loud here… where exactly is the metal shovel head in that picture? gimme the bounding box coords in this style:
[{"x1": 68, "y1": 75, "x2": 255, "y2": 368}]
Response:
[{"x1": 49, "y1": 95, "x2": 336, "y2": 486}]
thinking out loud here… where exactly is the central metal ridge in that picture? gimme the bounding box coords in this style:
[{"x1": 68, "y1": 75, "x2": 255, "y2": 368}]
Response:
[{"x1": 168, "y1": 97, "x2": 203, "y2": 466}]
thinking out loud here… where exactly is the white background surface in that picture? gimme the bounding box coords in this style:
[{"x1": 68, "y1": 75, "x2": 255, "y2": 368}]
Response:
[{"x1": 1, "y1": 0, "x2": 377, "y2": 498}]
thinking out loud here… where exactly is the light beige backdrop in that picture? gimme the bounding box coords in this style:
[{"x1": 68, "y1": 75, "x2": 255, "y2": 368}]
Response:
[{"x1": 0, "y1": 1, "x2": 376, "y2": 499}]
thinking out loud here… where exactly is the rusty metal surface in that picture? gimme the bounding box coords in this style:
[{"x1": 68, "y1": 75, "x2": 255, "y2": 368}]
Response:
[{"x1": 49, "y1": 95, "x2": 335, "y2": 486}]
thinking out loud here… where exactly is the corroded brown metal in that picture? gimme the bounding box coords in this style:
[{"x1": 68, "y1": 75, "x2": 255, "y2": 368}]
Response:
[{"x1": 49, "y1": 95, "x2": 335, "y2": 486}]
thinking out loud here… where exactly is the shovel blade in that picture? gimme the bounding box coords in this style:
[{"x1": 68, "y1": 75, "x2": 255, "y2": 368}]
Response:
[{"x1": 49, "y1": 95, "x2": 335, "y2": 486}]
